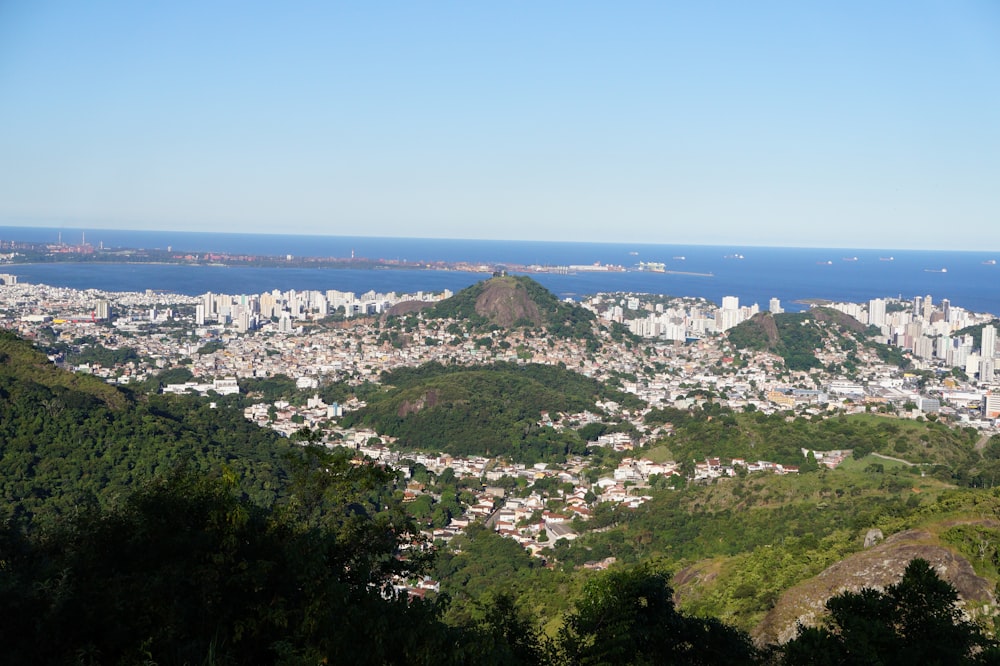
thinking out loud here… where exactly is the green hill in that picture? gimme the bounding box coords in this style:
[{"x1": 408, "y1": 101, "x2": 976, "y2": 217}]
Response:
[
  {"x1": 341, "y1": 361, "x2": 641, "y2": 462},
  {"x1": 646, "y1": 405, "x2": 981, "y2": 470},
  {"x1": 0, "y1": 330, "x2": 318, "y2": 527},
  {"x1": 727, "y1": 308, "x2": 878, "y2": 371}
]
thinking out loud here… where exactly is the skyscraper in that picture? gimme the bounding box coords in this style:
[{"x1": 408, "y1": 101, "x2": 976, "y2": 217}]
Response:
[
  {"x1": 983, "y1": 325, "x2": 997, "y2": 359},
  {"x1": 868, "y1": 298, "x2": 887, "y2": 327}
]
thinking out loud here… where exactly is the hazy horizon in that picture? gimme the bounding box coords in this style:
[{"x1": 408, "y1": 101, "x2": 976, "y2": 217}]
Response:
[{"x1": 4, "y1": 223, "x2": 999, "y2": 256}]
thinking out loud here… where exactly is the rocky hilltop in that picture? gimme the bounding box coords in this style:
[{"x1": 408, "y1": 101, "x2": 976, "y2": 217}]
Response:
[
  {"x1": 755, "y1": 525, "x2": 997, "y2": 644},
  {"x1": 471, "y1": 276, "x2": 545, "y2": 327},
  {"x1": 423, "y1": 275, "x2": 596, "y2": 340}
]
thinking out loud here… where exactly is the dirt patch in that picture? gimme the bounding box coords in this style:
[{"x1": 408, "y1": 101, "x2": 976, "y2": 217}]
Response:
[
  {"x1": 384, "y1": 300, "x2": 435, "y2": 317},
  {"x1": 397, "y1": 389, "x2": 439, "y2": 417}
]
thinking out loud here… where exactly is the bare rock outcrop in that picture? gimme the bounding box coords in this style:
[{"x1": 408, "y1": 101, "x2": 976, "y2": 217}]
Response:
[
  {"x1": 754, "y1": 528, "x2": 995, "y2": 645},
  {"x1": 474, "y1": 280, "x2": 543, "y2": 328}
]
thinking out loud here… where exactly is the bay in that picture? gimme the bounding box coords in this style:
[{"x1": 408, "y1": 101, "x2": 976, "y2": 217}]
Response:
[{"x1": 2, "y1": 226, "x2": 998, "y2": 316}]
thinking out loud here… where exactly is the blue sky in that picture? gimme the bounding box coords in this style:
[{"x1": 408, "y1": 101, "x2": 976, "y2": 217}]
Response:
[{"x1": 1, "y1": 2, "x2": 998, "y2": 249}]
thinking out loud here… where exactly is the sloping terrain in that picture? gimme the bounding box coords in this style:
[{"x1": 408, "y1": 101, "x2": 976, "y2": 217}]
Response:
[
  {"x1": 756, "y1": 526, "x2": 996, "y2": 644},
  {"x1": 424, "y1": 275, "x2": 596, "y2": 340},
  {"x1": 727, "y1": 308, "x2": 869, "y2": 371},
  {"x1": 340, "y1": 361, "x2": 635, "y2": 460},
  {"x1": 0, "y1": 331, "x2": 299, "y2": 526}
]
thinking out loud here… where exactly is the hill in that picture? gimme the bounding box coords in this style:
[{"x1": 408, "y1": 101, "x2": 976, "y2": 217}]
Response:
[
  {"x1": 424, "y1": 275, "x2": 597, "y2": 340},
  {"x1": 756, "y1": 523, "x2": 996, "y2": 644},
  {"x1": 644, "y1": 405, "x2": 981, "y2": 471},
  {"x1": 340, "y1": 361, "x2": 641, "y2": 462},
  {"x1": 0, "y1": 330, "x2": 320, "y2": 527},
  {"x1": 954, "y1": 319, "x2": 1000, "y2": 351},
  {"x1": 726, "y1": 308, "x2": 898, "y2": 371}
]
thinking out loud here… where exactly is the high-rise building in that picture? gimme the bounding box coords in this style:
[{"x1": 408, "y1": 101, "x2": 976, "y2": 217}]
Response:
[
  {"x1": 868, "y1": 298, "x2": 886, "y2": 327},
  {"x1": 722, "y1": 296, "x2": 739, "y2": 310},
  {"x1": 980, "y1": 357, "x2": 996, "y2": 382},
  {"x1": 913, "y1": 336, "x2": 934, "y2": 360},
  {"x1": 769, "y1": 298, "x2": 783, "y2": 314},
  {"x1": 936, "y1": 335, "x2": 952, "y2": 360},
  {"x1": 983, "y1": 325, "x2": 997, "y2": 359},
  {"x1": 95, "y1": 300, "x2": 110, "y2": 320}
]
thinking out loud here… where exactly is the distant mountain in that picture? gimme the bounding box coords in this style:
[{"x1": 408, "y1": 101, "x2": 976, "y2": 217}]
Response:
[{"x1": 424, "y1": 275, "x2": 597, "y2": 340}]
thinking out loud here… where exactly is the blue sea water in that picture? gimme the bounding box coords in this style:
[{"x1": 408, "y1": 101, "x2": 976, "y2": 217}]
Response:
[{"x1": 3, "y1": 226, "x2": 999, "y2": 316}]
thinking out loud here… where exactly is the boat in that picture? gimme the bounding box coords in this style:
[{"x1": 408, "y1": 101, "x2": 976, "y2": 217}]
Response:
[
  {"x1": 817, "y1": 260, "x2": 833, "y2": 265},
  {"x1": 842, "y1": 257, "x2": 858, "y2": 261},
  {"x1": 673, "y1": 256, "x2": 686, "y2": 260},
  {"x1": 724, "y1": 253, "x2": 744, "y2": 260},
  {"x1": 923, "y1": 268, "x2": 948, "y2": 273},
  {"x1": 880, "y1": 256, "x2": 894, "y2": 261},
  {"x1": 984, "y1": 259, "x2": 997, "y2": 265},
  {"x1": 629, "y1": 251, "x2": 639, "y2": 256}
]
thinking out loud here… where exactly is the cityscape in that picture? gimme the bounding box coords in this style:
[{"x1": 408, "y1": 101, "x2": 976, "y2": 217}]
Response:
[{"x1": 4, "y1": 267, "x2": 999, "y2": 600}]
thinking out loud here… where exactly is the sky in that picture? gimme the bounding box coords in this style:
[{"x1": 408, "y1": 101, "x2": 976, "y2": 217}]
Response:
[{"x1": 1, "y1": 2, "x2": 998, "y2": 250}]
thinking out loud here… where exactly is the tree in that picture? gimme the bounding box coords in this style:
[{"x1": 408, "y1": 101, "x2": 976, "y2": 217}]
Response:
[
  {"x1": 555, "y1": 564, "x2": 758, "y2": 665},
  {"x1": 781, "y1": 558, "x2": 997, "y2": 665},
  {"x1": 0, "y1": 471, "x2": 455, "y2": 665},
  {"x1": 468, "y1": 593, "x2": 546, "y2": 665}
]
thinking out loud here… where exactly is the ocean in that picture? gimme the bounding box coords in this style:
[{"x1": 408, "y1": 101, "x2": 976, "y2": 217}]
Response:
[{"x1": 3, "y1": 226, "x2": 999, "y2": 316}]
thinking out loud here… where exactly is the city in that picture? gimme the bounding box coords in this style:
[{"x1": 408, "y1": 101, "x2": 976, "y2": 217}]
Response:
[{"x1": 3, "y1": 274, "x2": 999, "y2": 590}]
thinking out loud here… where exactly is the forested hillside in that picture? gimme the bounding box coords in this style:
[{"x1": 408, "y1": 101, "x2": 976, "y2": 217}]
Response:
[
  {"x1": 0, "y1": 330, "x2": 301, "y2": 526},
  {"x1": 340, "y1": 361, "x2": 642, "y2": 461},
  {"x1": 726, "y1": 307, "x2": 907, "y2": 371}
]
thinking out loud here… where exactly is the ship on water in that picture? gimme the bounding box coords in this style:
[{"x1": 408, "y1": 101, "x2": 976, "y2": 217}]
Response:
[
  {"x1": 880, "y1": 256, "x2": 894, "y2": 261},
  {"x1": 924, "y1": 268, "x2": 948, "y2": 273},
  {"x1": 984, "y1": 259, "x2": 997, "y2": 265}
]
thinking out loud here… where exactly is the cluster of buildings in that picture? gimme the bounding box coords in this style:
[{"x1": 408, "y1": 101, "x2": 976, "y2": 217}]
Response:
[{"x1": 826, "y1": 295, "x2": 998, "y2": 382}]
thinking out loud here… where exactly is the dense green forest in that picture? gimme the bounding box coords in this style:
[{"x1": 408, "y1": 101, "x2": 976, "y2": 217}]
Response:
[
  {"x1": 340, "y1": 361, "x2": 643, "y2": 462},
  {"x1": 0, "y1": 331, "x2": 303, "y2": 526}
]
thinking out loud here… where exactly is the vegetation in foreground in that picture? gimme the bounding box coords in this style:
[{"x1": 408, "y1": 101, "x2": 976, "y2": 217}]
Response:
[{"x1": 4, "y1": 330, "x2": 1000, "y2": 662}]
